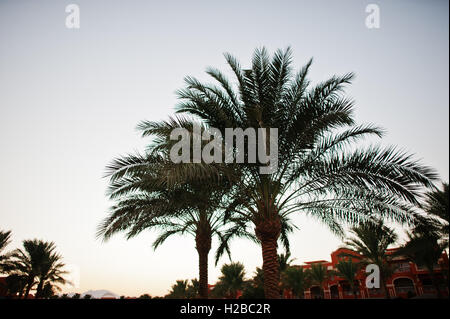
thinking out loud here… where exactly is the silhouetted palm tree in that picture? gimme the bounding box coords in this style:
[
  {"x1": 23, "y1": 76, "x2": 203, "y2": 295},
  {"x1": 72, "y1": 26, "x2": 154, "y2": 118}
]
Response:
[
  {"x1": 396, "y1": 226, "x2": 447, "y2": 298},
  {"x1": 166, "y1": 279, "x2": 198, "y2": 299},
  {"x1": 34, "y1": 250, "x2": 68, "y2": 298},
  {"x1": 166, "y1": 280, "x2": 189, "y2": 299},
  {"x1": 3, "y1": 240, "x2": 68, "y2": 299},
  {"x1": 335, "y1": 259, "x2": 359, "y2": 298},
  {"x1": 97, "y1": 131, "x2": 236, "y2": 298},
  {"x1": 2, "y1": 274, "x2": 27, "y2": 297},
  {"x1": 345, "y1": 221, "x2": 397, "y2": 298},
  {"x1": 0, "y1": 230, "x2": 12, "y2": 271},
  {"x1": 421, "y1": 182, "x2": 449, "y2": 244},
  {"x1": 173, "y1": 47, "x2": 438, "y2": 298},
  {"x1": 213, "y1": 262, "x2": 246, "y2": 299},
  {"x1": 241, "y1": 267, "x2": 265, "y2": 299},
  {"x1": 281, "y1": 266, "x2": 307, "y2": 298},
  {"x1": 307, "y1": 263, "x2": 328, "y2": 298},
  {"x1": 40, "y1": 282, "x2": 56, "y2": 299},
  {"x1": 278, "y1": 251, "x2": 295, "y2": 273}
]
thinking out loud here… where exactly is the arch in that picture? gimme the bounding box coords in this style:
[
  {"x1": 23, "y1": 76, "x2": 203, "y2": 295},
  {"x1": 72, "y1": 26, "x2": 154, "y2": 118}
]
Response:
[
  {"x1": 309, "y1": 286, "x2": 324, "y2": 299},
  {"x1": 329, "y1": 285, "x2": 339, "y2": 299},
  {"x1": 393, "y1": 277, "x2": 415, "y2": 297}
]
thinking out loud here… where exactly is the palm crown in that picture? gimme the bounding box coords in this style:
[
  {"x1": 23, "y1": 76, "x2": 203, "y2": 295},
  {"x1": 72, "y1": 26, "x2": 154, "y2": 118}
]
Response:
[{"x1": 173, "y1": 47, "x2": 437, "y2": 298}]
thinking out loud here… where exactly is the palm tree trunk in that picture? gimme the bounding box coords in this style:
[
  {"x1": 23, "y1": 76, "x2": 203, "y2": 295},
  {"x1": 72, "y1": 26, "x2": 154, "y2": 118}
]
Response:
[
  {"x1": 35, "y1": 279, "x2": 44, "y2": 299},
  {"x1": 255, "y1": 219, "x2": 281, "y2": 299},
  {"x1": 195, "y1": 225, "x2": 211, "y2": 299},
  {"x1": 24, "y1": 279, "x2": 34, "y2": 299}
]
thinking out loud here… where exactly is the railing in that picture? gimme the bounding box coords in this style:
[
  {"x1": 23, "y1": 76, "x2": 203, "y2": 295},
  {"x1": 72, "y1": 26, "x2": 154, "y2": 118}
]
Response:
[
  {"x1": 422, "y1": 285, "x2": 436, "y2": 294},
  {"x1": 395, "y1": 286, "x2": 415, "y2": 294}
]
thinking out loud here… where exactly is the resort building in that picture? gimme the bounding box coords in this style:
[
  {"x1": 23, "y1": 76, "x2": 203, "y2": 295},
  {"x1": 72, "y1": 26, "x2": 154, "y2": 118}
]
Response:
[{"x1": 289, "y1": 247, "x2": 449, "y2": 299}]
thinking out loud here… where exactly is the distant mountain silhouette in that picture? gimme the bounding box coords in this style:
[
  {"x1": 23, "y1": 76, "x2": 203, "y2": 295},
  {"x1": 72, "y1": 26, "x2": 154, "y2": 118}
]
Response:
[{"x1": 62, "y1": 289, "x2": 119, "y2": 299}]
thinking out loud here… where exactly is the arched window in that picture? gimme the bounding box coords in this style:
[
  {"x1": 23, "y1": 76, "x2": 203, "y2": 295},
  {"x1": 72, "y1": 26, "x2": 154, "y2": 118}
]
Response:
[{"x1": 394, "y1": 278, "x2": 415, "y2": 296}]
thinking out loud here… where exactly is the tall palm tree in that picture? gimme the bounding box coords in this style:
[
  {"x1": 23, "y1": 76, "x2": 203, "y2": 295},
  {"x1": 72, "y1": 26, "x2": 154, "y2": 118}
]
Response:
[
  {"x1": 174, "y1": 47, "x2": 437, "y2": 298},
  {"x1": 3, "y1": 240, "x2": 68, "y2": 299},
  {"x1": 345, "y1": 221, "x2": 397, "y2": 298},
  {"x1": 307, "y1": 263, "x2": 328, "y2": 298},
  {"x1": 213, "y1": 262, "x2": 246, "y2": 299},
  {"x1": 97, "y1": 129, "x2": 236, "y2": 299},
  {"x1": 281, "y1": 266, "x2": 307, "y2": 298},
  {"x1": 335, "y1": 259, "x2": 359, "y2": 298}
]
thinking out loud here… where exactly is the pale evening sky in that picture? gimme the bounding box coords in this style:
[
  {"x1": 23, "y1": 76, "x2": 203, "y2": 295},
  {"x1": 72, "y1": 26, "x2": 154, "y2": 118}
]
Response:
[{"x1": 0, "y1": 0, "x2": 448, "y2": 296}]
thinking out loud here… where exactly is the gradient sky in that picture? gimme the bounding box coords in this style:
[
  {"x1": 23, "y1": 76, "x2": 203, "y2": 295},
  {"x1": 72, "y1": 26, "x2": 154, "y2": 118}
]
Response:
[{"x1": 0, "y1": 0, "x2": 448, "y2": 297}]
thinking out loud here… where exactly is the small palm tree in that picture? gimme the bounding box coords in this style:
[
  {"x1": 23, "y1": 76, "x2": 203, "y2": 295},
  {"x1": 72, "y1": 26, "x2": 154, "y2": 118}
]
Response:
[
  {"x1": 0, "y1": 230, "x2": 12, "y2": 271},
  {"x1": 39, "y1": 282, "x2": 56, "y2": 299},
  {"x1": 166, "y1": 280, "x2": 190, "y2": 299},
  {"x1": 281, "y1": 266, "x2": 307, "y2": 298},
  {"x1": 421, "y1": 182, "x2": 449, "y2": 244},
  {"x1": 186, "y1": 278, "x2": 200, "y2": 299},
  {"x1": 345, "y1": 221, "x2": 397, "y2": 298},
  {"x1": 213, "y1": 262, "x2": 246, "y2": 299},
  {"x1": 3, "y1": 274, "x2": 27, "y2": 297},
  {"x1": 278, "y1": 251, "x2": 295, "y2": 273},
  {"x1": 3, "y1": 240, "x2": 68, "y2": 299},
  {"x1": 307, "y1": 263, "x2": 328, "y2": 298},
  {"x1": 241, "y1": 267, "x2": 265, "y2": 299},
  {"x1": 335, "y1": 259, "x2": 359, "y2": 298},
  {"x1": 35, "y1": 249, "x2": 68, "y2": 298},
  {"x1": 396, "y1": 226, "x2": 446, "y2": 298}
]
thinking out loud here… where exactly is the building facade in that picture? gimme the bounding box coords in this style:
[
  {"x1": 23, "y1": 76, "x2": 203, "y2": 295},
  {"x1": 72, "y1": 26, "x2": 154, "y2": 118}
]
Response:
[{"x1": 291, "y1": 247, "x2": 449, "y2": 299}]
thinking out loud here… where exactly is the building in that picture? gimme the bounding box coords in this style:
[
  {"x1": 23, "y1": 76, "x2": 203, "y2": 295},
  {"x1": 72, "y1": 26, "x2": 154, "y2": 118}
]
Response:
[{"x1": 288, "y1": 247, "x2": 449, "y2": 299}]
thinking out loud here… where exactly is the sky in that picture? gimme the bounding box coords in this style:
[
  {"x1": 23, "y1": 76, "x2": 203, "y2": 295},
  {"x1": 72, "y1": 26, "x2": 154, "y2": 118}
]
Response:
[{"x1": 0, "y1": 0, "x2": 448, "y2": 297}]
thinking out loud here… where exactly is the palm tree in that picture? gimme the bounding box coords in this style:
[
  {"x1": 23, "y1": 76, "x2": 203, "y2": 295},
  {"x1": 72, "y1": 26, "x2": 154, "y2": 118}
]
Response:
[
  {"x1": 308, "y1": 263, "x2": 328, "y2": 298},
  {"x1": 421, "y1": 182, "x2": 449, "y2": 243},
  {"x1": 345, "y1": 221, "x2": 397, "y2": 298},
  {"x1": 72, "y1": 293, "x2": 81, "y2": 299},
  {"x1": 396, "y1": 226, "x2": 447, "y2": 298},
  {"x1": 174, "y1": 47, "x2": 438, "y2": 298},
  {"x1": 3, "y1": 239, "x2": 68, "y2": 299},
  {"x1": 0, "y1": 230, "x2": 12, "y2": 271},
  {"x1": 335, "y1": 259, "x2": 359, "y2": 298},
  {"x1": 278, "y1": 251, "x2": 295, "y2": 273},
  {"x1": 97, "y1": 128, "x2": 235, "y2": 299},
  {"x1": 166, "y1": 280, "x2": 189, "y2": 298},
  {"x1": 241, "y1": 267, "x2": 265, "y2": 299},
  {"x1": 2, "y1": 274, "x2": 27, "y2": 297},
  {"x1": 186, "y1": 278, "x2": 200, "y2": 299},
  {"x1": 213, "y1": 262, "x2": 246, "y2": 299},
  {"x1": 281, "y1": 266, "x2": 307, "y2": 298},
  {"x1": 39, "y1": 283, "x2": 56, "y2": 299},
  {"x1": 34, "y1": 249, "x2": 68, "y2": 298}
]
